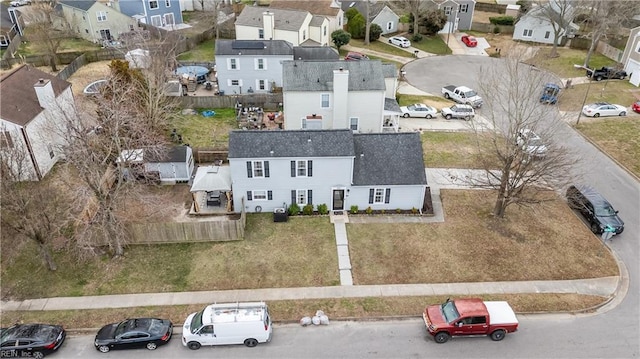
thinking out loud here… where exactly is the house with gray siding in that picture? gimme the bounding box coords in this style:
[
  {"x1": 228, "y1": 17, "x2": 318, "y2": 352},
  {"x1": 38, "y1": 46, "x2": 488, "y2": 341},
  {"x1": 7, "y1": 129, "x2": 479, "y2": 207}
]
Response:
[
  {"x1": 434, "y1": 0, "x2": 475, "y2": 33},
  {"x1": 282, "y1": 60, "x2": 401, "y2": 132},
  {"x1": 512, "y1": 2, "x2": 578, "y2": 45},
  {"x1": 621, "y1": 25, "x2": 640, "y2": 86},
  {"x1": 228, "y1": 129, "x2": 427, "y2": 213},
  {"x1": 58, "y1": 0, "x2": 138, "y2": 44},
  {"x1": 215, "y1": 39, "x2": 293, "y2": 94},
  {"x1": 112, "y1": 0, "x2": 183, "y2": 28},
  {"x1": 341, "y1": 0, "x2": 400, "y2": 35},
  {"x1": 0, "y1": 3, "x2": 24, "y2": 49}
]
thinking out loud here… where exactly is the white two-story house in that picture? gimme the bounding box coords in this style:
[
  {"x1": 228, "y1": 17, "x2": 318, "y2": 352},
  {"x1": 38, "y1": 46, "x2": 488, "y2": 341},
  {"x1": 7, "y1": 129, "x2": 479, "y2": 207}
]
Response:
[
  {"x1": 269, "y1": 0, "x2": 344, "y2": 36},
  {"x1": 215, "y1": 39, "x2": 294, "y2": 94},
  {"x1": 282, "y1": 60, "x2": 401, "y2": 132},
  {"x1": 228, "y1": 129, "x2": 427, "y2": 213},
  {"x1": 512, "y1": 2, "x2": 578, "y2": 45},
  {"x1": 235, "y1": 6, "x2": 330, "y2": 46},
  {"x1": 0, "y1": 65, "x2": 76, "y2": 181}
]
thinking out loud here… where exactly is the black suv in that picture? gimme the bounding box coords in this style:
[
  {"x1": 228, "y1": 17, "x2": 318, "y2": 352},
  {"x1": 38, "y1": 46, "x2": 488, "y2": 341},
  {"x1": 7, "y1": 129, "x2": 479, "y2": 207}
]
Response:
[
  {"x1": 586, "y1": 66, "x2": 628, "y2": 81},
  {"x1": 566, "y1": 185, "x2": 624, "y2": 235}
]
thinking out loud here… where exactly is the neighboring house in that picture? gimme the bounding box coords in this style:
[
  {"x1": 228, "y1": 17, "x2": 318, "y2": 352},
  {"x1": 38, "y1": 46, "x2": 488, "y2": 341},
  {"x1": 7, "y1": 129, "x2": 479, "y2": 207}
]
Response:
[
  {"x1": 111, "y1": 0, "x2": 183, "y2": 28},
  {"x1": 434, "y1": 0, "x2": 476, "y2": 33},
  {"x1": 58, "y1": 0, "x2": 138, "y2": 44},
  {"x1": 512, "y1": 3, "x2": 578, "y2": 45},
  {"x1": 228, "y1": 129, "x2": 427, "y2": 213},
  {"x1": 215, "y1": 39, "x2": 293, "y2": 95},
  {"x1": 118, "y1": 145, "x2": 194, "y2": 184},
  {"x1": 0, "y1": 65, "x2": 75, "y2": 181},
  {"x1": 235, "y1": 6, "x2": 330, "y2": 46},
  {"x1": 340, "y1": 0, "x2": 400, "y2": 35},
  {"x1": 0, "y1": 3, "x2": 25, "y2": 49},
  {"x1": 621, "y1": 25, "x2": 640, "y2": 87},
  {"x1": 269, "y1": 0, "x2": 344, "y2": 36},
  {"x1": 282, "y1": 60, "x2": 401, "y2": 133}
]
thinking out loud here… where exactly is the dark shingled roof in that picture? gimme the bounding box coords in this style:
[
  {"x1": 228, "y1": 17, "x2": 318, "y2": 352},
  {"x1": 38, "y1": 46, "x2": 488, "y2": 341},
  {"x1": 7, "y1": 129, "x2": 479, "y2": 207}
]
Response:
[
  {"x1": 236, "y1": 6, "x2": 309, "y2": 31},
  {"x1": 352, "y1": 132, "x2": 427, "y2": 186},
  {"x1": 341, "y1": 0, "x2": 387, "y2": 19},
  {"x1": 292, "y1": 46, "x2": 339, "y2": 60},
  {"x1": 384, "y1": 98, "x2": 402, "y2": 113},
  {"x1": 309, "y1": 14, "x2": 326, "y2": 26},
  {"x1": 146, "y1": 146, "x2": 190, "y2": 163},
  {"x1": 215, "y1": 39, "x2": 293, "y2": 56},
  {"x1": 58, "y1": 0, "x2": 96, "y2": 11},
  {"x1": 0, "y1": 65, "x2": 71, "y2": 126},
  {"x1": 269, "y1": 0, "x2": 340, "y2": 17},
  {"x1": 228, "y1": 129, "x2": 355, "y2": 158},
  {"x1": 283, "y1": 60, "x2": 386, "y2": 91},
  {"x1": 381, "y1": 63, "x2": 398, "y2": 78}
]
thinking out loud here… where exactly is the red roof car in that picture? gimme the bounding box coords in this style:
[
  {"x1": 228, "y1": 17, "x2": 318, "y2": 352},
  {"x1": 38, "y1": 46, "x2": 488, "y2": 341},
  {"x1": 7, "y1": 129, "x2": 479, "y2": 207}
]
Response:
[
  {"x1": 461, "y1": 35, "x2": 477, "y2": 47},
  {"x1": 633, "y1": 101, "x2": 640, "y2": 114},
  {"x1": 344, "y1": 51, "x2": 369, "y2": 61}
]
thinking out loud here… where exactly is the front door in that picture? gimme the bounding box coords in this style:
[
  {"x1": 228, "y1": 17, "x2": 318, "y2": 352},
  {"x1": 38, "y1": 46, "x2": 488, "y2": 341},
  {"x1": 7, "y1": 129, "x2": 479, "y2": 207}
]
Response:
[
  {"x1": 332, "y1": 190, "x2": 344, "y2": 210},
  {"x1": 100, "y1": 29, "x2": 112, "y2": 41}
]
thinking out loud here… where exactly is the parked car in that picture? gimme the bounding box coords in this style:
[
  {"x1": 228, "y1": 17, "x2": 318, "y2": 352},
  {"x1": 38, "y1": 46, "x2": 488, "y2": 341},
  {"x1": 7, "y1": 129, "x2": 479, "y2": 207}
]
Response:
[
  {"x1": 516, "y1": 129, "x2": 547, "y2": 157},
  {"x1": 10, "y1": 0, "x2": 30, "y2": 6},
  {"x1": 344, "y1": 51, "x2": 369, "y2": 61},
  {"x1": 586, "y1": 66, "x2": 627, "y2": 81},
  {"x1": 400, "y1": 103, "x2": 437, "y2": 118},
  {"x1": 0, "y1": 323, "x2": 66, "y2": 359},
  {"x1": 461, "y1": 35, "x2": 477, "y2": 47},
  {"x1": 441, "y1": 85, "x2": 483, "y2": 108},
  {"x1": 566, "y1": 185, "x2": 624, "y2": 235},
  {"x1": 423, "y1": 298, "x2": 519, "y2": 344},
  {"x1": 94, "y1": 318, "x2": 172, "y2": 353},
  {"x1": 388, "y1": 36, "x2": 411, "y2": 48},
  {"x1": 581, "y1": 102, "x2": 627, "y2": 117},
  {"x1": 441, "y1": 104, "x2": 475, "y2": 121},
  {"x1": 632, "y1": 101, "x2": 640, "y2": 114}
]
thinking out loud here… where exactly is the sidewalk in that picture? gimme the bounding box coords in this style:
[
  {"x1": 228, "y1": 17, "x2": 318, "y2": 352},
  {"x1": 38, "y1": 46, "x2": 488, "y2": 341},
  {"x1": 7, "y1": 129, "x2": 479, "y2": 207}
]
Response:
[{"x1": 1, "y1": 277, "x2": 619, "y2": 312}]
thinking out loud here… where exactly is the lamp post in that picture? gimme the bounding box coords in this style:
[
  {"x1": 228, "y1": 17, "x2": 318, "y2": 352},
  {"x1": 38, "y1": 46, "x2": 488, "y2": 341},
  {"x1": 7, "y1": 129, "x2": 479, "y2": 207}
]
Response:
[{"x1": 574, "y1": 64, "x2": 594, "y2": 125}]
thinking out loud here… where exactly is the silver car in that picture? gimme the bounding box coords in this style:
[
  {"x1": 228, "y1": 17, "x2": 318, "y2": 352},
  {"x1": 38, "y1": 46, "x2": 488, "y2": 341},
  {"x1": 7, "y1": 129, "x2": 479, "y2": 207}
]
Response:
[
  {"x1": 400, "y1": 103, "x2": 437, "y2": 118},
  {"x1": 581, "y1": 102, "x2": 627, "y2": 117},
  {"x1": 388, "y1": 36, "x2": 411, "y2": 48}
]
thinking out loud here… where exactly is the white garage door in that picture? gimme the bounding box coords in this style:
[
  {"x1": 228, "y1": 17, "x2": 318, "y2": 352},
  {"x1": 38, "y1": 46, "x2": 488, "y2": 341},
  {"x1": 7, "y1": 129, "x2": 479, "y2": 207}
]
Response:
[{"x1": 627, "y1": 59, "x2": 640, "y2": 87}]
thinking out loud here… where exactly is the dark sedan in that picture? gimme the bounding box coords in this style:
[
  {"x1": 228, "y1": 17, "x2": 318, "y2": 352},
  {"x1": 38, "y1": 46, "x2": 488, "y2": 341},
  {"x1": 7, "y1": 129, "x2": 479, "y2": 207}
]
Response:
[
  {"x1": 0, "y1": 323, "x2": 66, "y2": 359},
  {"x1": 94, "y1": 318, "x2": 172, "y2": 353}
]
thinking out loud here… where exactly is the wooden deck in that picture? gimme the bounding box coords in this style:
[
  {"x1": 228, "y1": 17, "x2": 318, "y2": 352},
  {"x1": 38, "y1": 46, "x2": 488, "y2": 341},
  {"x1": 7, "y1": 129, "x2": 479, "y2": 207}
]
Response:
[{"x1": 237, "y1": 107, "x2": 284, "y2": 130}]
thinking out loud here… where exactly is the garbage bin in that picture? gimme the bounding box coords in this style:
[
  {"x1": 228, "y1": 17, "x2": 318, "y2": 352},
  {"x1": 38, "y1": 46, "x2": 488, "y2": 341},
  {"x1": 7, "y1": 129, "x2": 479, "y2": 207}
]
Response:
[{"x1": 273, "y1": 208, "x2": 288, "y2": 222}]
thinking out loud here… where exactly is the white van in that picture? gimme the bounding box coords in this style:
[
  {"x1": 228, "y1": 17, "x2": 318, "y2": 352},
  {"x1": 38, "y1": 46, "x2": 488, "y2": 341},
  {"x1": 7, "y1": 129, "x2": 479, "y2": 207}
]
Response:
[{"x1": 182, "y1": 302, "x2": 272, "y2": 350}]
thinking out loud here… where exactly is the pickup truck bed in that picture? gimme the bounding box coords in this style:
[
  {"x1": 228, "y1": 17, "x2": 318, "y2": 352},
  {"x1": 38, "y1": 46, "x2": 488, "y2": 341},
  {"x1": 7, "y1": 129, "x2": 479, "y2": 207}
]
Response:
[{"x1": 484, "y1": 301, "x2": 518, "y2": 325}]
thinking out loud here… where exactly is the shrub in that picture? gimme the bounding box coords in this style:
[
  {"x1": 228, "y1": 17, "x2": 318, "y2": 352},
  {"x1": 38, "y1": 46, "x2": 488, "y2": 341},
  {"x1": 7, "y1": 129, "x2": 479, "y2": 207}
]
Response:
[
  {"x1": 380, "y1": 209, "x2": 386, "y2": 214},
  {"x1": 317, "y1": 203, "x2": 329, "y2": 215},
  {"x1": 350, "y1": 205, "x2": 359, "y2": 214},
  {"x1": 365, "y1": 206, "x2": 373, "y2": 215},
  {"x1": 331, "y1": 30, "x2": 351, "y2": 51},
  {"x1": 493, "y1": 26, "x2": 501, "y2": 34},
  {"x1": 411, "y1": 207, "x2": 419, "y2": 214},
  {"x1": 302, "y1": 204, "x2": 314, "y2": 215},
  {"x1": 369, "y1": 23, "x2": 382, "y2": 41},
  {"x1": 412, "y1": 33, "x2": 423, "y2": 42},
  {"x1": 489, "y1": 16, "x2": 514, "y2": 26},
  {"x1": 396, "y1": 208, "x2": 402, "y2": 214},
  {"x1": 288, "y1": 203, "x2": 300, "y2": 216}
]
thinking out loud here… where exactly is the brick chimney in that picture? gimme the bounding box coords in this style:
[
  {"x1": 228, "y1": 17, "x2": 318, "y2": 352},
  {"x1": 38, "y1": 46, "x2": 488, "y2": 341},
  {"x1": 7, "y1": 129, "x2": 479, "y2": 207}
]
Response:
[
  {"x1": 263, "y1": 11, "x2": 275, "y2": 40},
  {"x1": 34, "y1": 78, "x2": 55, "y2": 109}
]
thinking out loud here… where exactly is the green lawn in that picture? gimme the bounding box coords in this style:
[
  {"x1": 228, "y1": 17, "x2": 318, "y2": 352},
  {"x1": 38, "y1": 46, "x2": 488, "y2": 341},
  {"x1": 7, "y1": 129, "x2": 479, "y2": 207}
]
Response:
[
  {"x1": 171, "y1": 107, "x2": 236, "y2": 148},
  {"x1": 409, "y1": 35, "x2": 452, "y2": 55},
  {"x1": 17, "y1": 37, "x2": 100, "y2": 57},
  {"x1": 349, "y1": 39, "x2": 415, "y2": 58},
  {"x1": 338, "y1": 48, "x2": 404, "y2": 69},
  {"x1": 526, "y1": 48, "x2": 621, "y2": 78},
  {"x1": 177, "y1": 38, "x2": 215, "y2": 61},
  {"x1": 421, "y1": 132, "x2": 492, "y2": 168}
]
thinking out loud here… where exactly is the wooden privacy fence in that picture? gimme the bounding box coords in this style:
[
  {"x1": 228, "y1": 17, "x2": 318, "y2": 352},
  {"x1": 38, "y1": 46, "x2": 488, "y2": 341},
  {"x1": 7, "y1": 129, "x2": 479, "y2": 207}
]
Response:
[
  {"x1": 179, "y1": 93, "x2": 283, "y2": 110},
  {"x1": 128, "y1": 216, "x2": 245, "y2": 244}
]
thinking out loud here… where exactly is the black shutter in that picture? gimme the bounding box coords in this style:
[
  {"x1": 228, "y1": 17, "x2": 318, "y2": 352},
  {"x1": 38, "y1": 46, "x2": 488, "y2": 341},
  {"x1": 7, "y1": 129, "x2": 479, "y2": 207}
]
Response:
[
  {"x1": 291, "y1": 190, "x2": 296, "y2": 206},
  {"x1": 267, "y1": 190, "x2": 273, "y2": 200},
  {"x1": 308, "y1": 160, "x2": 313, "y2": 177},
  {"x1": 291, "y1": 161, "x2": 296, "y2": 177},
  {"x1": 385, "y1": 188, "x2": 391, "y2": 203},
  {"x1": 247, "y1": 191, "x2": 252, "y2": 201},
  {"x1": 264, "y1": 161, "x2": 270, "y2": 177},
  {"x1": 246, "y1": 161, "x2": 253, "y2": 178},
  {"x1": 369, "y1": 188, "x2": 374, "y2": 204},
  {"x1": 308, "y1": 190, "x2": 313, "y2": 205}
]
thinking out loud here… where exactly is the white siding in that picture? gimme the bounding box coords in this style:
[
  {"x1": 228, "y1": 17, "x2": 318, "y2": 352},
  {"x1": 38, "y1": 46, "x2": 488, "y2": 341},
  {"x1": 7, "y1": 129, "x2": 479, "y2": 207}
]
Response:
[{"x1": 348, "y1": 185, "x2": 426, "y2": 211}]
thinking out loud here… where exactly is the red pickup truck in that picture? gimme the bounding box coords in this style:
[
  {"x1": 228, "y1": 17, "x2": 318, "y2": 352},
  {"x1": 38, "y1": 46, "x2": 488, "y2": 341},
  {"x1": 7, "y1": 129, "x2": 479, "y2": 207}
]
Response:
[{"x1": 423, "y1": 298, "x2": 519, "y2": 343}]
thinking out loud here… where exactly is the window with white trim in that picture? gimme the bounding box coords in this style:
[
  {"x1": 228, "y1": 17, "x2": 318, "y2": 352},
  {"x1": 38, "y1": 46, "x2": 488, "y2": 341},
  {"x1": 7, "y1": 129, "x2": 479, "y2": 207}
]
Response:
[
  {"x1": 386, "y1": 21, "x2": 393, "y2": 31},
  {"x1": 230, "y1": 79, "x2": 240, "y2": 86},
  {"x1": 151, "y1": 15, "x2": 162, "y2": 26},
  {"x1": 246, "y1": 160, "x2": 269, "y2": 178},
  {"x1": 444, "y1": 6, "x2": 452, "y2": 15},
  {"x1": 253, "y1": 190, "x2": 267, "y2": 200},
  {"x1": 97, "y1": 11, "x2": 107, "y2": 22},
  {"x1": 349, "y1": 117, "x2": 359, "y2": 131},
  {"x1": 321, "y1": 94, "x2": 329, "y2": 108},
  {"x1": 296, "y1": 189, "x2": 307, "y2": 205},
  {"x1": 256, "y1": 58, "x2": 265, "y2": 70},
  {"x1": 374, "y1": 188, "x2": 385, "y2": 203},
  {"x1": 301, "y1": 118, "x2": 322, "y2": 129},
  {"x1": 323, "y1": 26, "x2": 327, "y2": 36},
  {"x1": 369, "y1": 188, "x2": 391, "y2": 204},
  {"x1": 229, "y1": 58, "x2": 238, "y2": 70},
  {"x1": 149, "y1": 0, "x2": 158, "y2": 9},
  {"x1": 258, "y1": 79, "x2": 266, "y2": 90},
  {"x1": 460, "y1": 4, "x2": 468, "y2": 12},
  {"x1": 303, "y1": 30, "x2": 306, "y2": 40},
  {"x1": 165, "y1": 0, "x2": 170, "y2": 7},
  {"x1": 522, "y1": 29, "x2": 533, "y2": 37},
  {"x1": 544, "y1": 31, "x2": 550, "y2": 39},
  {"x1": 259, "y1": 28, "x2": 264, "y2": 39}
]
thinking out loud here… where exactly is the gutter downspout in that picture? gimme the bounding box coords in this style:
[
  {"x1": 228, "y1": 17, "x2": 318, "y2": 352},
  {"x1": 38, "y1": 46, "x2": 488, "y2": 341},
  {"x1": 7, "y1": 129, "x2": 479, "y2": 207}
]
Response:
[{"x1": 20, "y1": 127, "x2": 42, "y2": 180}]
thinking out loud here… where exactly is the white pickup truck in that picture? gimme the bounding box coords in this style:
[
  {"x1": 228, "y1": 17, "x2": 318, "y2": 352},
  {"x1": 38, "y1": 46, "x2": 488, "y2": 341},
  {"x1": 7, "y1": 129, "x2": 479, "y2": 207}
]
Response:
[{"x1": 441, "y1": 85, "x2": 483, "y2": 108}]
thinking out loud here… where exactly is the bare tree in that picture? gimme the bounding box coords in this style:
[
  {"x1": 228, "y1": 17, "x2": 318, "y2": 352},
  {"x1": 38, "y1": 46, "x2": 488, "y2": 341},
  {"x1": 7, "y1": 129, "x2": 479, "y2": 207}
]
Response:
[
  {"x1": 396, "y1": 0, "x2": 431, "y2": 36},
  {"x1": 578, "y1": 0, "x2": 640, "y2": 68},
  {"x1": 469, "y1": 49, "x2": 579, "y2": 218},
  {"x1": 194, "y1": 0, "x2": 224, "y2": 39},
  {"x1": 21, "y1": 1, "x2": 74, "y2": 72},
  {"x1": 364, "y1": 0, "x2": 371, "y2": 45},
  {"x1": 0, "y1": 145, "x2": 71, "y2": 271},
  {"x1": 531, "y1": 0, "x2": 574, "y2": 58}
]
